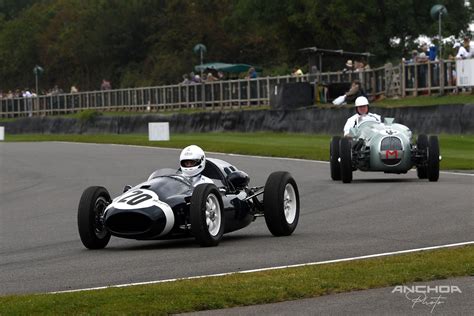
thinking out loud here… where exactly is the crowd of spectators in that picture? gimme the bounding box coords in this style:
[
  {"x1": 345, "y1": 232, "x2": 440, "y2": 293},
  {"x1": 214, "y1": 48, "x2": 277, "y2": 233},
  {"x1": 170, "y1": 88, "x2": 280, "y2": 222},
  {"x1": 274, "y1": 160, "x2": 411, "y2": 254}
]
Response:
[
  {"x1": 181, "y1": 71, "x2": 225, "y2": 85},
  {"x1": 0, "y1": 79, "x2": 113, "y2": 100}
]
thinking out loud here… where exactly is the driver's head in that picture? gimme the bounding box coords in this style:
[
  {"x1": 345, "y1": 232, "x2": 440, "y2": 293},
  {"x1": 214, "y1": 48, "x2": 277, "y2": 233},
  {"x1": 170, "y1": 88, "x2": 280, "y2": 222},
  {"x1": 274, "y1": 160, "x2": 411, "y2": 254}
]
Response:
[
  {"x1": 355, "y1": 96, "x2": 369, "y2": 115},
  {"x1": 179, "y1": 145, "x2": 206, "y2": 177}
]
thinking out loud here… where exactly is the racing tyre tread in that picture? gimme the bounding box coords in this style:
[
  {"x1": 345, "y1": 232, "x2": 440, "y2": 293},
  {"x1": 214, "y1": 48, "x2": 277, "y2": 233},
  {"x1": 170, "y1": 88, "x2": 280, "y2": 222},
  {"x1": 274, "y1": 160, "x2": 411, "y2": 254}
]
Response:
[
  {"x1": 77, "y1": 186, "x2": 111, "y2": 249},
  {"x1": 263, "y1": 171, "x2": 300, "y2": 236},
  {"x1": 427, "y1": 135, "x2": 440, "y2": 182},
  {"x1": 339, "y1": 138, "x2": 353, "y2": 183},
  {"x1": 330, "y1": 136, "x2": 341, "y2": 180},
  {"x1": 417, "y1": 134, "x2": 428, "y2": 179},
  {"x1": 190, "y1": 184, "x2": 224, "y2": 247}
]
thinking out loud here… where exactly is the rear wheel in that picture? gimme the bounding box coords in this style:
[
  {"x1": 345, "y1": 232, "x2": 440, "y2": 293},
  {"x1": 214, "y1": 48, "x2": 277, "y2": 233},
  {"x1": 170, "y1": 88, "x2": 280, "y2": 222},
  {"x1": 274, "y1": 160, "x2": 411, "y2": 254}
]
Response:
[
  {"x1": 78, "y1": 186, "x2": 111, "y2": 249},
  {"x1": 427, "y1": 136, "x2": 440, "y2": 182},
  {"x1": 416, "y1": 134, "x2": 428, "y2": 179},
  {"x1": 330, "y1": 136, "x2": 341, "y2": 180},
  {"x1": 263, "y1": 172, "x2": 300, "y2": 236},
  {"x1": 190, "y1": 184, "x2": 224, "y2": 247},
  {"x1": 339, "y1": 138, "x2": 353, "y2": 183}
]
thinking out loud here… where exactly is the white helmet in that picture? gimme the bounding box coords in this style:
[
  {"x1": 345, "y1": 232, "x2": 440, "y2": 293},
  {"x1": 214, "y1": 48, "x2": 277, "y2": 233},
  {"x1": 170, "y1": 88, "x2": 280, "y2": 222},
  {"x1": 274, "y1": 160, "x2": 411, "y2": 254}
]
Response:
[
  {"x1": 355, "y1": 96, "x2": 369, "y2": 107},
  {"x1": 179, "y1": 145, "x2": 206, "y2": 177}
]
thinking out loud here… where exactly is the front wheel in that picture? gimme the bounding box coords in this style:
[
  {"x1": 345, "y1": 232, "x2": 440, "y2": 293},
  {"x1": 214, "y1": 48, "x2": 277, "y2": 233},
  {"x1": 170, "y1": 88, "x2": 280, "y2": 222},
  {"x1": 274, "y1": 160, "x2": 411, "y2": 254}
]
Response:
[
  {"x1": 330, "y1": 136, "x2": 341, "y2": 180},
  {"x1": 339, "y1": 138, "x2": 353, "y2": 183},
  {"x1": 427, "y1": 135, "x2": 440, "y2": 182},
  {"x1": 77, "y1": 186, "x2": 112, "y2": 249},
  {"x1": 263, "y1": 172, "x2": 300, "y2": 236},
  {"x1": 190, "y1": 184, "x2": 224, "y2": 247},
  {"x1": 416, "y1": 134, "x2": 428, "y2": 179}
]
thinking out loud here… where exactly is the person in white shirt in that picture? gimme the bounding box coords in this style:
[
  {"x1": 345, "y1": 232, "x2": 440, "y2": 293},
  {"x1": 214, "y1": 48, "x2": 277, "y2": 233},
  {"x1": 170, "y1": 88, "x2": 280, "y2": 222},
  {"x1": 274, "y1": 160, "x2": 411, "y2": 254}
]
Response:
[
  {"x1": 343, "y1": 96, "x2": 381, "y2": 137},
  {"x1": 454, "y1": 42, "x2": 470, "y2": 59},
  {"x1": 179, "y1": 145, "x2": 214, "y2": 187}
]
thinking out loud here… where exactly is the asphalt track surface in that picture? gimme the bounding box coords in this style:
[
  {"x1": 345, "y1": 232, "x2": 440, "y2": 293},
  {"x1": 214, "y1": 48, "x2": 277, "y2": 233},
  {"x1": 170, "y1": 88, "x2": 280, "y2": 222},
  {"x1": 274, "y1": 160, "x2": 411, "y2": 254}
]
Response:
[{"x1": 0, "y1": 142, "x2": 473, "y2": 296}]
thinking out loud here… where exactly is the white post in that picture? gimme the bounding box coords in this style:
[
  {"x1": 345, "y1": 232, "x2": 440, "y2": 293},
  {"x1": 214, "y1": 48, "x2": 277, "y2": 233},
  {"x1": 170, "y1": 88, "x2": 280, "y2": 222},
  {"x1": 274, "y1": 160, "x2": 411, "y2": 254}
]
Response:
[{"x1": 148, "y1": 122, "x2": 170, "y2": 141}]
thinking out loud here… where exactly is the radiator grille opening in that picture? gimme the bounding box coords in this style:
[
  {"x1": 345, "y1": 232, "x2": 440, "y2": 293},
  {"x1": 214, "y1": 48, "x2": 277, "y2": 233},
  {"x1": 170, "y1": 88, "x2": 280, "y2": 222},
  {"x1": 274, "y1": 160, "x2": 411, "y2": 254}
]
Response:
[
  {"x1": 106, "y1": 212, "x2": 151, "y2": 234},
  {"x1": 380, "y1": 137, "x2": 403, "y2": 166},
  {"x1": 380, "y1": 137, "x2": 402, "y2": 151}
]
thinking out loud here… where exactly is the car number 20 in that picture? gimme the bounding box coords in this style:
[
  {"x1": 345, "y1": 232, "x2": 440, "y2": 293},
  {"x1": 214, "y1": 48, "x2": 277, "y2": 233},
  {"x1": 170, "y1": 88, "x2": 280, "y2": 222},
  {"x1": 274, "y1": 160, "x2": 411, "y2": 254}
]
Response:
[{"x1": 118, "y1": 190, "x2": 152, "y2": 206}]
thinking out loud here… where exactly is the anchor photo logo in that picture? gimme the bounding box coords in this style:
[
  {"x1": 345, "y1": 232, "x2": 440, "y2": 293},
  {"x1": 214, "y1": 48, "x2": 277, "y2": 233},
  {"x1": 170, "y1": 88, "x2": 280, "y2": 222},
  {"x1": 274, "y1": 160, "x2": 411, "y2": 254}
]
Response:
[{"x1": 392, "y1": 285, "x2": 463, "y2": 313}]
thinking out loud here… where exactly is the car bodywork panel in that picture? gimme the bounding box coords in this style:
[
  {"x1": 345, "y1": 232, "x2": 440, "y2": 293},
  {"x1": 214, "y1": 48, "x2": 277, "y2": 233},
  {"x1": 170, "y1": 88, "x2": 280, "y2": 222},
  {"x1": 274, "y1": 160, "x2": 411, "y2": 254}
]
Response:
[{"x1": 349, "y1": 118, "x2": 414, "y2": 173}]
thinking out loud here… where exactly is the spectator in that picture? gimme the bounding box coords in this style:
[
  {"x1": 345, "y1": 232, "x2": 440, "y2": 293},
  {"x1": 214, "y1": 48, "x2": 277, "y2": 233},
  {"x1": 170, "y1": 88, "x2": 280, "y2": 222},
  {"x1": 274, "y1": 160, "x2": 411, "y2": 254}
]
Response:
[
  {"x1": 246, "y1": 67, "x2": 257, "y2": 79},
  {"x1": 354, "y1": 60, "x2": 365, "y2": 72},
  {"x1": 22, "y1": 89, "x2": 32, "y2": 98},
  {"x1": 428, "y1": 44, "x2": 437, "y2": 61},
  {"x1": 70, "y1": 85, "x2": 79, "y2": 93},
  {"x1": 217, "y1": 71, "x2": 225, "y2": 80},
  {"x1": 192, "y1": 74, "x2": 202, "y2": 83},
  {"x1": 291, "y1": 66, "x2": 303, "y2": 77},
  {"x1": 454, "y1": 42, "x2": 469, "y2": 59},
  {"x1": 407, "y1": 50, "x2": 419, "y2": 63},
  {"x1": 344, "y1": 60, "x2": 354, "y2": 72},
  {"x1": 181, "y1": 74, "x2": 191, "y2": 84},
  {"x1": 463, "y1": 36, "x2": 473, "y2": 58},
  {"x1": 206, "y1": 72, "x2": 218, "y2": 81},
  {"x1": 332, "y1": 79, "x2": 366, "y2": 106},
  {"x1": 101, "y1": 79, "x2": 112, "y2": 90}
]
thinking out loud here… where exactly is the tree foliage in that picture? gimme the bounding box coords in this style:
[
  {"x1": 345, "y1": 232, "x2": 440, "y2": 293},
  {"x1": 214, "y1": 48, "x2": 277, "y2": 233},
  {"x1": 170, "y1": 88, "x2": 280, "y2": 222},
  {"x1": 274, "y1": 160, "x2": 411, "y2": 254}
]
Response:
[{"x1": 0, "y1": 0, "x2": 471, "y2": 91}]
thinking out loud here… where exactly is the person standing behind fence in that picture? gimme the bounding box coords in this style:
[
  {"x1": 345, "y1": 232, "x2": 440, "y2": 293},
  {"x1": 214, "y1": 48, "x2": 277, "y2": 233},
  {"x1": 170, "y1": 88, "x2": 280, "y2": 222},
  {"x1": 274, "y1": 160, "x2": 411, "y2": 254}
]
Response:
[
  {"x1": 22, "y1": 88, "x2": 33, "y2": 117},
  {"x1": 332, "y1": 79, "x2": 366, "y2": 106},
  {"x1": 291, "y1": 66, "x2": 303, "y2": 77},
  {"x1": 100, "y1": 79, "x2": 111, "y2": 90},
  {"x1": 246, "y1": 67, "x2": 257, "y2": 79},
  {"x1": 454, "y1": 42, "x2": 469, "y2": 59}
]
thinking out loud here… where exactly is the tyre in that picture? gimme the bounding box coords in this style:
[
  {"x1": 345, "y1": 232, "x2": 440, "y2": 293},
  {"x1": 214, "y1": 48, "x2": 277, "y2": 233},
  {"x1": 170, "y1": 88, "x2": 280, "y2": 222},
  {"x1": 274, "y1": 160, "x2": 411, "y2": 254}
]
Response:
[
  {"x1": 330, "y1": 136, "x2": 341, "y2": 181},
  {"x1": 190, "y1": 184, "x2": 224, "y2": 247},
  {"x1": 416, "y1": 134, "x2": 428, "y2": 179},
  {"x1": 78, "y1": 186, "x2": 112, "y2": 249},
  {"x1": 427, "y1": 135, "x2": 440, "y2": 182},
  {"x1": 263, "y1": 171, "x2": 300, "y2": 236},
  {"x1": 339, "y1": 138, "x2": 353, "y2": 183}
]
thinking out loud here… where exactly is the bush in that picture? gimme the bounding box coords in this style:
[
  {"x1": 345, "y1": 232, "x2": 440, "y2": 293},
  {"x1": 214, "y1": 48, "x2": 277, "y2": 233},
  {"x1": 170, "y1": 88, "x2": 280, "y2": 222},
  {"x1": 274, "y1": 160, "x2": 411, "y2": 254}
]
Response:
[{"x1": 77, "y1": 110, "x2": 102, "y2": 124}]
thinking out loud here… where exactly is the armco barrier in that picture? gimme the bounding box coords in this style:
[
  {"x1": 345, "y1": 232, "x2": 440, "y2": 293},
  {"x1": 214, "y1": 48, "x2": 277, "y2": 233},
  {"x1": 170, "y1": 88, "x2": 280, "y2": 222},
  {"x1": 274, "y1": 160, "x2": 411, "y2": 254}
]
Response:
[{"x1": 3, "y1": 104, "x2": 473, "y2": 135}]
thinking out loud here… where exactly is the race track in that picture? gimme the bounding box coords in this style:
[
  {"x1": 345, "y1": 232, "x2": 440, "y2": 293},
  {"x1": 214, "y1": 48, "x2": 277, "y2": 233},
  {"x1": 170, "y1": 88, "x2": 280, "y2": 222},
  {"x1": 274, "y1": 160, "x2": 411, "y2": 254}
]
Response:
[{"x1": 0, "y1": 142, "x2": 473, "y2": 295}]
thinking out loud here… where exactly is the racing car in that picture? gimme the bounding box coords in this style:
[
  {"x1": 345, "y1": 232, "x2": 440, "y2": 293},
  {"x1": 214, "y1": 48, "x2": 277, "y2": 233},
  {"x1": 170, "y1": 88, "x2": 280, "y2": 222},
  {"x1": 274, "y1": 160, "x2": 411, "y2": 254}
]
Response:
[
  {"x1": 78, "y1": 158, "x2": 299, "y2": 248},
  {"x1": 330, "y1": 118, "x2": 440, "y2": 183}
]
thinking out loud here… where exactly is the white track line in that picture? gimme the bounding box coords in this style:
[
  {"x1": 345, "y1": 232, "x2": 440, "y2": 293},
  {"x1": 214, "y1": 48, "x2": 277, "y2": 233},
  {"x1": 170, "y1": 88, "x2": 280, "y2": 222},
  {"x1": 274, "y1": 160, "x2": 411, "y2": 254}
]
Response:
[
  {"x1": 49, "y1": 241, "x2": 474, "y2": 294},
  {"x1": 53, "y1": 141, "x2": 474, "y2": 173}
]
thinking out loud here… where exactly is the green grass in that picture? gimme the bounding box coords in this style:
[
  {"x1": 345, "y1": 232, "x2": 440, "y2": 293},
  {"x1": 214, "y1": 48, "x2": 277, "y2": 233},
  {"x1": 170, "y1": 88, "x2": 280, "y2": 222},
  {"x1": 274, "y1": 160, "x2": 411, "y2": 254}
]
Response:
[
  {"x1": 372, "y1": 94, "x2": 474, "y2": 108},
  {"x1": 0, "y1": 245, "x2": 472, "y2": 315},
  {"x1": 5, "y1": 132, "x2": 473, "y2": 170}
]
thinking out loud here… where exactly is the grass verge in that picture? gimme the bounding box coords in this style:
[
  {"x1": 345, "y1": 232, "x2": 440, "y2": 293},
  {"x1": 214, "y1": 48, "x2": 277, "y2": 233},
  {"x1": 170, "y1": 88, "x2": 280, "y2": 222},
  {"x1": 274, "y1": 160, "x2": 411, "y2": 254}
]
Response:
[
  {"x1": 372, "y1": 94, "x2": 474, "y2": 108},
  {"x1": 5, "y1": 132, "x2": 473, "y2": 170},
  {"x1": 0, "y1": 245, "x2": 472, "y2": 315}
]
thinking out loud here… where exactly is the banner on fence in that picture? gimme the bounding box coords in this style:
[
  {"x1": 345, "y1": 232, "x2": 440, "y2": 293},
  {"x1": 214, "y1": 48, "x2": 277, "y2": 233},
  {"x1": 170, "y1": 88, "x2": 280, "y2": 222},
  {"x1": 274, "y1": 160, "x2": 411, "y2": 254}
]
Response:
[
  {"x1": 148, "y1": 122, "x2": 170, "y2": 141},
  {"x1": 456, "y1": 59, "x2": 474, "y2": 86}
]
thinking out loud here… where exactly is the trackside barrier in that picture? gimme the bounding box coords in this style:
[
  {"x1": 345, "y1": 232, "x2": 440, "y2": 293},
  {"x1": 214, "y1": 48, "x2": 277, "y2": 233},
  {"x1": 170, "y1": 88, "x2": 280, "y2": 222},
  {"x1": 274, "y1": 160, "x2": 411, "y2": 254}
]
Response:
[
  {"x1": 0, "y1": 61, "x2": 465, "y2": 118},
  {"x1": 0, "y1": 126, "x2": 4, "y2": 140},
  {"x1": 148, "y1": 122, "x2": 170, "y2": 141}
]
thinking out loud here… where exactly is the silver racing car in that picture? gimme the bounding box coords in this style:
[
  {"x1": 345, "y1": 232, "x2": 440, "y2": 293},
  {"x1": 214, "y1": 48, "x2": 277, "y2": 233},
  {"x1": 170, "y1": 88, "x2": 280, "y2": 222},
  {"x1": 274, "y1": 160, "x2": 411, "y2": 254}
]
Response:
[{"x1": 330, "y1": 118, "x2": 440, "y2": 183}]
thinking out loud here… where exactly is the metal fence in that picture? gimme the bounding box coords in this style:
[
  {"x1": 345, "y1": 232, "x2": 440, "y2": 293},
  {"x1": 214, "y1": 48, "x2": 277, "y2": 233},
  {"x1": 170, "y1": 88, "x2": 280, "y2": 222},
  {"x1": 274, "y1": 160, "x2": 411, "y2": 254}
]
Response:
[
  {"x1": 400, "y1": 59, "x2": 458, "y2": 97},
  {"x1": 0, "y1": 60, "x2": 462, "y2": 118}
]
